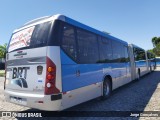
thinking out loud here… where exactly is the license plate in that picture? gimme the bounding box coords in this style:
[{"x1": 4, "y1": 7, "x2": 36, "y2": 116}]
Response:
[{"x1": 10, "y1": 96, "x2": 27, "y2": 105}]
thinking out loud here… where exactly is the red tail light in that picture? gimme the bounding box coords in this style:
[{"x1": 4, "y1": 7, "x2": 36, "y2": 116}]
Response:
[
  {"x1": 45, "y1": 57, "x2": 60, "y2": 95},
  {"x1": 47, "y1": 74, "x2": 54, "y2": 80}
]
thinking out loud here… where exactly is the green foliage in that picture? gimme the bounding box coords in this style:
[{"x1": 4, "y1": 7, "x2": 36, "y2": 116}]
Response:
[
  {"x1": 152, "y1": 37, "x2": 160, "y2": 47},
  {"x1": 0, "y1": 43, "x2": 7, "y2": 58},
  {"x1": 150, "y1": 37, "x2": 160, "y2": 57},
  {"x1": 0, "y1": 70, "x2": 5, "y2": 77},
  {"x1": 148, "y1": 49, "x2": 154, "y2": 54}
]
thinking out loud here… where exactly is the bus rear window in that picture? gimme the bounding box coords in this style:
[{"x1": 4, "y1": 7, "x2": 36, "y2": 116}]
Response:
[{"x1": 8, "y1": 22, "x2": 51, "y2": 52}]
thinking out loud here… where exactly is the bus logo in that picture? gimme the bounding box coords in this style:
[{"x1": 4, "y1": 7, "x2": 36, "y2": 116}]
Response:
[
  {"x1": 11, "y1": 78, "x2": 28, "y2": 88},
  {"x1": 12, "y1": 67, "x2": 29, "y2": 79},
  {"x1": 11, "y1": 67, "x2": 30, "y2": 88}
]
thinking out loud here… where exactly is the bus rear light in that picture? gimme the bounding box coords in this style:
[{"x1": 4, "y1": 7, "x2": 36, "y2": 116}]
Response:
[
  {"x1": 47, "y1": 74, "x2": 54, "y2": 80},
  {"x1": 46, "y1": 82, "x2": 52, "y2": 88},
  {"x1": 45, "y1": 57, "x2": 60, "y2": 95},
  {"x1": 47, "y1": 67, "x2": 55, "y2": 73}
]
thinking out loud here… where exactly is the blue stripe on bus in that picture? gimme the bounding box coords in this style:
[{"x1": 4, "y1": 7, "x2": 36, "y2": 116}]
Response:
[
  {"x1": 60, "y1": 50, "x2": 76, "y2": 65},
  {"x1": 60, "y1": 50, "x2": 125, "y2": 92},
  {"x1": 156, "y1": 62, "x2": 160, "y2": 66},
  {"x1": 61, "y1": 51, "x2": 148, "y2": 92},
  {"x1": 135, "y1": 61, "x2": 147, "y2": 67},
  {"x1": 64, "y1": 17, "x2": 127, "y2": 45},
  {"x1": 61, "y1": 63, "x2": 131, "y2": 92}
]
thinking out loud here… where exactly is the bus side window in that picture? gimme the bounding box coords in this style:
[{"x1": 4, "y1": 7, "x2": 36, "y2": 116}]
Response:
[
  {"x1": 98, "y1": 37, "x2": 112, "y2": 63},
  {"x1": 62, "y1": 24, "x2": 77, "y2": 61},
  {"x1": 134, "y1": 48, "x2": 146, "y2": 61},
  {"x1": 31, "y1": 22, "x2": 51, "y2": 47},
  {"x1": 77, "y1": 29, "x2": 99, "y2": 64},
  {"x1": 112, "y1": 41, "x2": 123, "y2": 63},
  {"x1": 124, "y1": 46, "x2": 129, "y2": 62}
]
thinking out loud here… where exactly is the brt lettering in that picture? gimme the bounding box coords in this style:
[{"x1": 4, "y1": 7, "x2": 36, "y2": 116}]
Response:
[{"x1": 12, "y1": 67, "x2": 30, "y2": 79}]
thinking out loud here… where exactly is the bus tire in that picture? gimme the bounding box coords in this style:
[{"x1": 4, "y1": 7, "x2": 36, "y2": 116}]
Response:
[
  {"x1": 102, "y1": 78, "x2": 112, "y2": 100},
  {"x1": 137, "y1": 69, "x2": 141, "y2": 80}
]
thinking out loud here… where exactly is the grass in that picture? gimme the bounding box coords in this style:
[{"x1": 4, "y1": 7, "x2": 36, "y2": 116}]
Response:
[{"x1": 0, "y1": 70, "x2": 5, "y2": 77}]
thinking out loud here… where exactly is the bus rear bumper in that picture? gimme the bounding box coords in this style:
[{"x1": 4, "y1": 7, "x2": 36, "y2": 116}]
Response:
[{"x1": 4, "y1": 89, "x2": 62, "y2": 111}]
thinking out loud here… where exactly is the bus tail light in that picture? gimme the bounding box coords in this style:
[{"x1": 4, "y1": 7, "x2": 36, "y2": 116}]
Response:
[
  {"x1": 47, "y1": 74, "x2": 55, "y2": 80},
  {"x1": 45, "y1": 57, "x2": 60, "y2": 95},
  {"x1": 46, "y1": 82, "x2": 52, "y2": 88},
  {"x1": 47, "y1": 67, "x2": 55, "y2": 73}
]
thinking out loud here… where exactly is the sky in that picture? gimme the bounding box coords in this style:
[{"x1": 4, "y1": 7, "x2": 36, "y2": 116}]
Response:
[{"x1": 0, "y1": 0, "x2": 160, "y2": 50}]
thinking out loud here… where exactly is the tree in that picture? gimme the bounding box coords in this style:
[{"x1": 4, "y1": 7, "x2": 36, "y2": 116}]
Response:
[
  {"x1": 155, "y1": 43, "x2": 160, "y2": 56},
  {"x1": 151, "y1": 37, "x2": 160, "y2": 57},
  {"x1": 148, "y1": 49, "x2": 154, "y2": 54},
  {"x1": 0, "y1": 43, "x2": 7, "y2": 59},
  {"x1": 152, "y1": 37, "x2": 158, "y2": 47},
  {"x1": 152, "y1": 37, "x2": 160, "y2": 47}
]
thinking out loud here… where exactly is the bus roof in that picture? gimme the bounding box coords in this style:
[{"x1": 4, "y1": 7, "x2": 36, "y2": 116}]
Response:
[
  {"x1": 13, "y1": 14, "x2": 127, "y2": 45},
  {"x1": 63, "y1": 15, "x2": 127, "y2": 45},
  {"x1": 129, "y1": 44, "x2": 145, "y2": 50}
]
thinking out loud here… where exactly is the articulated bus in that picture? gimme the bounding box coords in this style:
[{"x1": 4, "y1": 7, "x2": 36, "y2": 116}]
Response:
[
  {"x1": 128, "y1": 44, "x2": 149, "y2": 80},
  {"x1": 4, "y1": 14, "x2": 151, "y2": 111}
]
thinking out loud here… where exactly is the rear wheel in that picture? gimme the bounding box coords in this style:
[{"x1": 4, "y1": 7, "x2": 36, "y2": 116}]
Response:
[
  {"x1": 137, "y1": 69, "x2": 140, "y2": 80},
  {"x1": 102, "y1": 78, "x2": 112, "y2": 99},
  {"x1": 149, "y1": 66, "x2": 152, "y2": 72}
]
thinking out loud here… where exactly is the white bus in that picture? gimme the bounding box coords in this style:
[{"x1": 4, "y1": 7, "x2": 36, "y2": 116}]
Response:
[{"x1": 4, "y1": 14, "x2": 151, "y2": 111}]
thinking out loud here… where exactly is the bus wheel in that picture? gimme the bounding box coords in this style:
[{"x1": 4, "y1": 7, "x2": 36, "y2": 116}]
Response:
[
  {"x1": 150, "y1": 66, "x2": 152, "y2": 72},
  {"x1": 102, "y1": 78, "x2": 112, "y2": 99},
  {"x1": 137, "y1": 69, "x2": 141, "y2": 80}
]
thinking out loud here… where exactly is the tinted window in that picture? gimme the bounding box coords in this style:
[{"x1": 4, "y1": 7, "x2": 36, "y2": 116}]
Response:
[
  {"x1": 8, "y1": 22, "x2": 51, "y2": 52},
  {"x1": 62, "y1": 24, "x2": 77, "y2": 61},
  {"x1": 134, "y1": 48, "x2": 146, "y2": 61},
  {"x1": 98, "y1": 37, "x2": 112, "y2": 63},
  {"x1": 156, "y1": 58, "x2": 160, "y2": 62},
  {"x1": 147, "y1": 53, "x2": 151, "y2": 59},
  {"x1": 124, "y1": 46, "x2": 130, "y2": 62},
  {"x1": 77, "y1": 29, "x2": 99, "y2": 63},
  {"x1": 147, "y1": 52, "x2": 155, "y2": 59},
  {"x1": 112, "y1": 41, "x2": 124, "y2": 62},
  {"x1": 151, "y1": 53, "x2": 155, "y2": 59},
  {"x1": 30, "y1": 22, "x2": 51, "y2": 47},
  {"x1": 148, "y1": 53, "x2": 156, "y2": 62}
]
